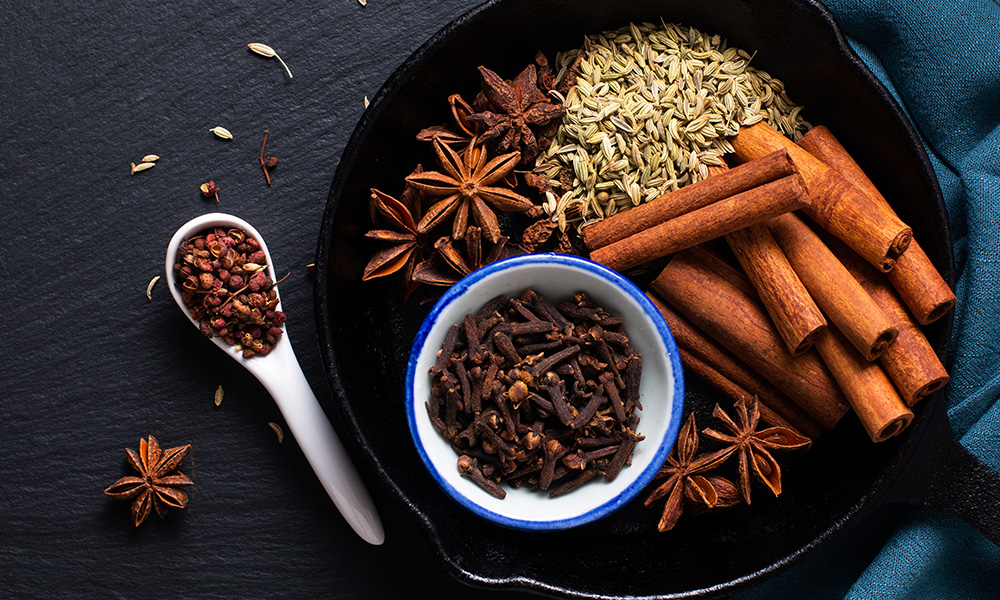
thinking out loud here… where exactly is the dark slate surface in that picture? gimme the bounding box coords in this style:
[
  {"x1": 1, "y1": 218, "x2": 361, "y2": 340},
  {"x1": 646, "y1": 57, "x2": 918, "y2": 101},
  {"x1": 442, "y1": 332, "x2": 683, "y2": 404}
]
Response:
[{"x1": 0, "y1": 0, "x2": 534, "y2": 597}]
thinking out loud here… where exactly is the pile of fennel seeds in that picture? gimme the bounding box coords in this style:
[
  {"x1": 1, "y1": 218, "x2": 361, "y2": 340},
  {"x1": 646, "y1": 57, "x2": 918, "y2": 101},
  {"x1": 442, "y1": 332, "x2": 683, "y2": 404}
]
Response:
[{"x1": 534, "y1": 21, "x2": 811, "y2": 233}]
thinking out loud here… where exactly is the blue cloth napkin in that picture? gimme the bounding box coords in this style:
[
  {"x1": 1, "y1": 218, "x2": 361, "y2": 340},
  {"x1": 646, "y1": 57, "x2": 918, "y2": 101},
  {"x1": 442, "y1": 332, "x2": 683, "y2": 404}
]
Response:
[{"x1": 738, "y1": 0, "x2": 1000, "y2": 597}]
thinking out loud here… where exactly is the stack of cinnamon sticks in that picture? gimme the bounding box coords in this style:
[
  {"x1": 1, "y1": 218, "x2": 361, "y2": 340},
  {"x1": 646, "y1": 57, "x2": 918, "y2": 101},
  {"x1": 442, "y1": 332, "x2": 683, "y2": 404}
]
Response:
[{"x1": 585, "y1": 122, "x2": 954, "y2": 443}]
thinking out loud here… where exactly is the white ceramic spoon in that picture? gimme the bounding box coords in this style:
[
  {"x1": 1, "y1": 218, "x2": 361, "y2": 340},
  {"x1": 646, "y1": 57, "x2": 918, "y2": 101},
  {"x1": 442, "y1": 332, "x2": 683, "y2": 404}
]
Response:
[{"x1": 165, "y1": 212, "x2": 385, "y2": 545}]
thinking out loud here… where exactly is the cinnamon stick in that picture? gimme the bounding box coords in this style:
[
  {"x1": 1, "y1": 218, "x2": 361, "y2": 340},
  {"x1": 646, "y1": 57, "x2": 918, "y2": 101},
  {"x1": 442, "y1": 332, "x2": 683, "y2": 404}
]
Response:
[
  {"x1": 797, "y1": 125, "x2": 956, "y2": 324},
  {"x1": 726, "y1": 223, "x2": 827, "y2": 355},
  {"x1": 829, "y1": 237, "x2": 950, "y2": 406},
  {"x1": 650, "y1": 248, "x2": 850, "y2": 430},
  {"x1": 814, "y1": 328, "x2": 913, "y2": 443},
  {"x1": 888, "y1": 244, "x2": 956, "y2": 324},
  {"x1": 685, "y1": 244, "x2": 759, "y2": 298},
  {"x1": 647, "y1": 292, "x2": 824, "y2": 439},
  {"x1": 767, "y1": 213, "x2": 898, "y2": 361},
  {"x1": 583, "y1": 149, "x2": 797, "y2": 250},
  {"x1": 590, "y1": 174, "x2": 810, "y2": 272},
  {"x1": 731, "y1": 122, "x2": 912, "y2": 272}
]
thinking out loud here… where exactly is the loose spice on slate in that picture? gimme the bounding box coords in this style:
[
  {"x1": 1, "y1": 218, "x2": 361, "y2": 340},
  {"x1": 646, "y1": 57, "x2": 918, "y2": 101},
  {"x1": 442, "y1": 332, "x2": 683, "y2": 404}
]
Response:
[
  {"x1": 104, "y1": 435, "x2": 193, "y2": 527},
  {"x1": 259, "y1": 129, "x2": 278, "y2": 186},
  {"x1": 146, "y1": 275, "x2": 160, "y2": 301},
  {"x1": 427, "y1": 288, "x2": 643, "y2": 499},
  {"x1": 200, "y1": 180, "x2": 221, "y2": 202},
  {"x1": 173, "y1": 227, "x2": 287, "y2": 358}
]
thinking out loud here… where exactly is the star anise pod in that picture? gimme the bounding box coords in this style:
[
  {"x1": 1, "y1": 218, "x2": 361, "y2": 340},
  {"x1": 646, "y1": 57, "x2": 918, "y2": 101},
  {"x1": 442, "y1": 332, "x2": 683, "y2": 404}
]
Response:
[
  {"x1": 416, "y1": 94, "x2": 481, "y2": 147},
  {"x1": 467, "y1": 64, "x2": 565, "y2": 164},
  {"x1": 412, "y1": 225, "x2": 511, "y2": 287},
  {"x1": 363, "y1": 166, "x2": 429, "y2": 297},
  {"x1": 104, "y1": 435, "x2": 193, "y2": 527},
  {"x1": 643, "y1": 413, "x2": 735, "y2": 532},
  {"x1": 406, "y1": 137, "x2": 534, "y2": 243},
  {"x1": 702, "y1": 396, "x2": 812, "y2": 505}
]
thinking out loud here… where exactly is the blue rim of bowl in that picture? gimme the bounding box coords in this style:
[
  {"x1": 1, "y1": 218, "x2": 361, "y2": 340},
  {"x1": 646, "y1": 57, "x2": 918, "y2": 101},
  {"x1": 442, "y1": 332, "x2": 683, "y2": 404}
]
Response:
[{"x1": 405, "y1": 253, "x2": 684, "y2": 530}]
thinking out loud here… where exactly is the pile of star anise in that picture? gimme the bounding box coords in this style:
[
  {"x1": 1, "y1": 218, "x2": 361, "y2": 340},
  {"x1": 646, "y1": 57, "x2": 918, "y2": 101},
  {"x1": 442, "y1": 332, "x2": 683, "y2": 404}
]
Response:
[
  {"x1": 362, "y1": 51, "x2": 584, "y2": 299},
  {"x1": 644, "y1": 397, "x2": 811, "y2": 532}
]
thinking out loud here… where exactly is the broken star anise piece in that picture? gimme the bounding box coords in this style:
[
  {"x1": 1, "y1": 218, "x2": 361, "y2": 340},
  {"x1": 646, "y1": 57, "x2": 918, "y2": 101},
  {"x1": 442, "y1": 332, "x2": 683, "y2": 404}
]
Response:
[
  {"x1": 643, "y1": 413, "x2": 734, "y2": 532},
  {"x1": 534, "y1": 50, "x2": 558, "y2": 93},
  {"x1": 362, "y1": 166, "x2": 432, "y2": 298},
  {"x1": 406, "y1": 137, "x2": 534, "y2": 244},
  {"x1": 702, "y1": 396, "x2": 812, "y2": 505},
  {"x1": 104, "y1": 435, "x2": 193, "y2": 527},
  {"x1": 519, "y1": 217, "x2": 558, "y2": 252},
  {"x1": 412, "y1": 225, "x2": 511, "y2": 287},
  {"x1": 416, "y1": 93, "x2": 481, "y2": 148},
  {"x1": 467, "y1": 64, "x2": 565, "y2": 164}
]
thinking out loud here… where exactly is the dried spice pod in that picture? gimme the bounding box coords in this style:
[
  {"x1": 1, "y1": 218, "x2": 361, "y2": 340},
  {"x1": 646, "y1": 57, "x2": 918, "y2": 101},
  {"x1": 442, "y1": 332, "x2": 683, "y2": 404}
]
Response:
[
  {"x1": 405, "y1": 137, "x2": 534, "y2": 244},
  {"x1": 104, "y1": 435, "x2": 193, "y2": 527},
  {"x1": 644, "y1": 396, "x2": 809, "y2": 531},
  {"x1": 426, "y1": 289, "x2": 643, "y2": 499},
  {"x1": 642, "y1": 413, "x2": 733, "y2": 532},
  {"x1": 702, "y1": 397, "x2": 812, "y2": 505},
  {"x1": 467, "y1": 64, "x2": 565, "y2": 164}
]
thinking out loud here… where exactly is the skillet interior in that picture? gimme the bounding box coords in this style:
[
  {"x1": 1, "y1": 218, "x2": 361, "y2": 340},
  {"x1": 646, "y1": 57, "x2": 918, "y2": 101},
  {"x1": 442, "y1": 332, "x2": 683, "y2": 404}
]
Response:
[{"x1": 315, "y1": 0, "x2": 954, "y2": 596}]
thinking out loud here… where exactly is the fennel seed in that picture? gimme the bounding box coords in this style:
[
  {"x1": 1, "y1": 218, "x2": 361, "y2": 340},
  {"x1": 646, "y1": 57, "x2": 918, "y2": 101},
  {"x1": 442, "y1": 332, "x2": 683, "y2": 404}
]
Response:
[
  {"x1": 247, "y1": 42, "x2": 293, "y2": 79},
  {"x1": 145, "y1": 275, "x2": 160, "y2": 301},
  {"x1": 268, "y1": 422, "x2": 284, "y2": 443}
]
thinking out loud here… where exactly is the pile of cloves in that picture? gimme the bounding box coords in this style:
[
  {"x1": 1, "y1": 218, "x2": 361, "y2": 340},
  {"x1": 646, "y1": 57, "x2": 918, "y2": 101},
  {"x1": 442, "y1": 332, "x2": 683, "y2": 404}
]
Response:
[{"x1": 427, "y1": 289, "x2": 643, "y2": 499}]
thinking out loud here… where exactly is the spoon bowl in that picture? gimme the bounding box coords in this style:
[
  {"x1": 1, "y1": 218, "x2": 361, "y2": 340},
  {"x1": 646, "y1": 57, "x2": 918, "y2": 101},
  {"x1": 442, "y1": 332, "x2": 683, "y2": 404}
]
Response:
[{"x1": 165, "y1": 212, "x2": 385, "y2": 546}]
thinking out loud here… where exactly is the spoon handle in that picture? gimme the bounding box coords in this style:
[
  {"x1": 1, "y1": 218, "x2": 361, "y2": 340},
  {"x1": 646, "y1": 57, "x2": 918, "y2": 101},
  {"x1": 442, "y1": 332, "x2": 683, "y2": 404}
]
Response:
[{"x1": 258, "y1": 346, "x2": 385, "y2": 545}]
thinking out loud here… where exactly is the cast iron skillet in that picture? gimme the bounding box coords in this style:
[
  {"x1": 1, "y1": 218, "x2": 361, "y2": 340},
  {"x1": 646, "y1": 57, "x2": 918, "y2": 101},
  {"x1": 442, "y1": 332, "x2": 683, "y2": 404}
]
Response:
[{"x1": 314, "y1": 0, "x2": 1000, "y2": 596}]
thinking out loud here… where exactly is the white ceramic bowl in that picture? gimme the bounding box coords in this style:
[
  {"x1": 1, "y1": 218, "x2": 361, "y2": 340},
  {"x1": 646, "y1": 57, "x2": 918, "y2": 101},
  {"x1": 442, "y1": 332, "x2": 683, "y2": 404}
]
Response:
[{"x1": 405, "y1": 253, "x2": 684, "y2": 530}]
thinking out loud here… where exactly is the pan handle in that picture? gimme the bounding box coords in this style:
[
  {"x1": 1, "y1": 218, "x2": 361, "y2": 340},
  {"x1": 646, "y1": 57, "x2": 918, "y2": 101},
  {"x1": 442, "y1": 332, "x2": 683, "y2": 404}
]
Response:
[{"x1": 883, "y1": 398, "x2": 1000, "y2": 545}]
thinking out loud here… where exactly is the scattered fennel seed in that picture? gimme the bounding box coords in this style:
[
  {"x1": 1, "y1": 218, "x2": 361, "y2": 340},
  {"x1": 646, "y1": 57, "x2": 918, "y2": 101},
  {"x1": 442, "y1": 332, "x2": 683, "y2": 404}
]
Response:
[
  {"x1": 131, "y1": 162, "x2": 155, "y2": 175},
  {"x1": 146, "y1": 275, "x2": 160, "y2": 301},
  {"x1": 247, "y1": 42, "x2": 293, "y2": 79}
]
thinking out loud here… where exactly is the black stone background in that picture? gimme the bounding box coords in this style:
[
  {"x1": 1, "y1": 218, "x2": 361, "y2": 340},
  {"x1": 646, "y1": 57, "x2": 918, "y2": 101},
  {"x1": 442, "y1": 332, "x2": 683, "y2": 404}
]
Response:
[{"x1": 0, "y1": 0, "x2": 928, "y2": 598}]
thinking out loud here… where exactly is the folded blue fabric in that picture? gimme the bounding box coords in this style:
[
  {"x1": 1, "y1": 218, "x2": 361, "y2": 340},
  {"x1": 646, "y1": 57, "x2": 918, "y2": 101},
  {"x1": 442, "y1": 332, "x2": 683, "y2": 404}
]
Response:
[{"x1": 739, "y1": 0, "x2": 1000, "y2": 598}]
